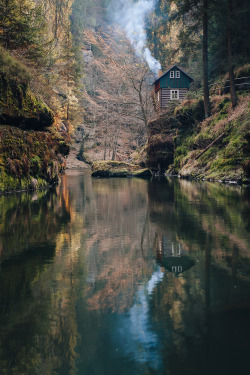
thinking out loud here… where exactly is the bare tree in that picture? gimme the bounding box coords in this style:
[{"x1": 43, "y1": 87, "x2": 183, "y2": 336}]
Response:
[{"x1": 83, "y1": 27, "x2": 154, "y2": 160}]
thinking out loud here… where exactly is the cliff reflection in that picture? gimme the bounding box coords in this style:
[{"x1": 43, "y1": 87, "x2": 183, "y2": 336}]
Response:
[
  {"x1": 80, "y1": 177, "x2": 156, "y2": 313},
  {"x1": 0, "y1": 187, "x2": 77, "y2": 375}
]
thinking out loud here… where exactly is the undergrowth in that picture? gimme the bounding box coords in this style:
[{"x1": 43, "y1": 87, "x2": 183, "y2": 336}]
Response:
[{"x1": 168, "y1": 93, "x2": 250, "y2": 180}]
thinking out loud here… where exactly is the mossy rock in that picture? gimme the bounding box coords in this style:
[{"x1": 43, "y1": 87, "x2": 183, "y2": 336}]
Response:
[
  {"x1": 0, "y1": 125, "x2": 68, "y2": 192},
  {"x1": 91, "y1": 161, "x2": 152, "y2": 178},
  {"x1": 0, "y1": 48, "x2": 54, "y2": 129}
]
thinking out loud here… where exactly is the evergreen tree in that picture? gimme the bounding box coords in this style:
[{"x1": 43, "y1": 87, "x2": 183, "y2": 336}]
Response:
[{"x1": 0, "y1": 0, "x2": 46, "y2": 59}]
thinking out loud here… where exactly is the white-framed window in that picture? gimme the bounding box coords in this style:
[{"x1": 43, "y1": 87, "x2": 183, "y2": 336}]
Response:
[
  {"x1": 171, "y1": 90, "x2": 179, "y2": 99},
  {"x1": 170, "y1": 71, "x2": 174, "y2": 78},
  {"x1": 157, "y1": 91, "x2": 160, "y2": 102},
  {"x1": 175, "y1": 71, "x2": 180, "y2": 78}
]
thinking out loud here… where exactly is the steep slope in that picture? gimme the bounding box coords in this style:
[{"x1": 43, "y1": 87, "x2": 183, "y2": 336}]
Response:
[
  {"x1": 0, "y1": 49, "x2": 70, "y2": 192},
  {"x1": 146, "y1": 93, "x2": 250, "y2": 182}
]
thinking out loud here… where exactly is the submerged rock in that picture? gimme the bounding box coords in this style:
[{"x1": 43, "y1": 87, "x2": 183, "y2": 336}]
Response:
[{"x1": 91, "y1": 161, "x2": 152, "y2": 178}]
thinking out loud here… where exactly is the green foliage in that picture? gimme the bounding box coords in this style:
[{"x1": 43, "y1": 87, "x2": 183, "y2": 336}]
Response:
[
  {"x1": 0, "y1": 0, "x2": 48, "y2": 61},
  {"x1": 91, "y1": 160, "x2": 152, "y2": 177},
  {"x1": 175, "y1": 99, "x2": 205, "y2": 125},
  {"x1": 146, "y1": 0, "x2": 250, "y2": 82},
  {"x1": 168, "y1": 94, "x2": 250, "y2": 180},
  {"x1": 209, "y1": 0, "x2": 250, "y2": 78},
  {"x1": 0, "y1": 46, "x2": 30, "y2": 86}
]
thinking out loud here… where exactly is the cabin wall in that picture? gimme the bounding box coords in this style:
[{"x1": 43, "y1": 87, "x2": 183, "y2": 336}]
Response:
[
  {"x1": 161, "y1": 89, "x2": 170, "y2": 107},
  {"x1": 155, "y1": 88, "x2": 189, "y2": 110},
  {"x1": 161, "y1": 88, "x2": 188, "y2": 107}
]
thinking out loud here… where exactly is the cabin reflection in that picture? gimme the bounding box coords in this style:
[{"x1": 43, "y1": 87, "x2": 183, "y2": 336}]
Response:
[{"x1": 154, "y1": 234, "x2": 195, "y2": 276}]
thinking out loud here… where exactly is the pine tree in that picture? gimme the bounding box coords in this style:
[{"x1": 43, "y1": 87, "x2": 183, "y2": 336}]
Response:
[{"x1": 0, "y1": 0, "x2": 48, "y2": 60}]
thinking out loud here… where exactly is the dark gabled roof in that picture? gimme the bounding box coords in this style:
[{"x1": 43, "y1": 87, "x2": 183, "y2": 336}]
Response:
[
  {"x1": 152, "y1": 65, "x2": 194, "y2": 85},
  {"x1": 158, "y1": 255, "x2": 195, "y2": 274}
]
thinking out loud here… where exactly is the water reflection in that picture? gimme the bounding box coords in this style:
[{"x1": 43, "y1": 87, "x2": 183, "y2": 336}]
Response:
[
  {"x1": 117, "y1": 267, "x2": 164, "y2": 371},
  {"x1": 0, "y1": 171, "x2": 250, "y2": 375},
  {"x1": 154, "y1": 234, "x2": 195, "y2": 275}
]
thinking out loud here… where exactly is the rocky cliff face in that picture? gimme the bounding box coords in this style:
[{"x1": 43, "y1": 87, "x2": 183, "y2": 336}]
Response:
[
  {"x1": 146, "y1": 113, "x2": 178, "y2": 172},
  {"x1": 0, "y1": 50, "x2": 70, "y2": 192},
  {"x1": 0, "y1": 48, "x2": 54, "y2": 130}
]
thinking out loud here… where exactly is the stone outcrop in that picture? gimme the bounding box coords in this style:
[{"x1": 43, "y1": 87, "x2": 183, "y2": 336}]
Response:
[{"x1": 91, "y1": 161, "x2": 152, "y2": 177}]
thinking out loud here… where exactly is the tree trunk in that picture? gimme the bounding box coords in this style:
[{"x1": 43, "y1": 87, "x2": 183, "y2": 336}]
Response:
[
  {"x1": 203, "y1": 0, "x2": 210, "y2": 118},
  {"x1": 66, "y1": 102, "x2": 69, "y2": 121},
  {"x1": 227, "y1": 0, "x2": 238, "y2": 108}
]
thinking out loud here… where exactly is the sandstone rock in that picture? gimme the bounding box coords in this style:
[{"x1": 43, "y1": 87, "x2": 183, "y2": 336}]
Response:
[
  {"x1": 91, "y1": 161, "x2": 152, "y2": 178},
  {"x1": 30, "y1": 178, "x2": 38, "y2": 189}
]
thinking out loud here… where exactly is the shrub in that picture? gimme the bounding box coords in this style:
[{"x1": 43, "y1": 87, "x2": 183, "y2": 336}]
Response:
[{"x1": 30, "y1": 156, "x2": 41, "y2": 175}]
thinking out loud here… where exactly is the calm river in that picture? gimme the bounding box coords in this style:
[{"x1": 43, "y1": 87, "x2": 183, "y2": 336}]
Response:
[{"x1": 0, "y1": 170, "x2": 250, "y2": 375}]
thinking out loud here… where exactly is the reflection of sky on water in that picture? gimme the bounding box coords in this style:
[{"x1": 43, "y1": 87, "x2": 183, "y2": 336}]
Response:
[{"x1": 117, "y1": 267, "x2": 164, "y2": 371}]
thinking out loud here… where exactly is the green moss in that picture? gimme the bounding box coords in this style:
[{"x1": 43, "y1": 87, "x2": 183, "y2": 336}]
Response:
[
  {"x1": 159, "y1": 92, "x2": 250, "y2": 181},
  {"x1": 0, "y1": 46, "x2": 30, "y2": 86},
  {"x1": 91, "y1": 161, "x2": 152, "y2": 178},
  {"x1": 175, "y1": 99, "x2": 205, "y2": 123},
  {"x1": 0, "y1": 47, "x2": 54, "y2": 129},
  {"x1": 0, "y1": 126, "x2": 68, "y2": 193}
]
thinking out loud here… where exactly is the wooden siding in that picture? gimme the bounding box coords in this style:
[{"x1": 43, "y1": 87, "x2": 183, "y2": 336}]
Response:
[
  {"x1": 161, "y1": 88, "x2": 188, "y2": 107},
  {"x1": 161, "y1": 89, "x2": 170, "y2": 107},
  {"x1": 155, "y1": 88, "x2": 188, "y2": 109},
  {"x1": 159, "y1": 68, "x2": 193, "y2": 89}
]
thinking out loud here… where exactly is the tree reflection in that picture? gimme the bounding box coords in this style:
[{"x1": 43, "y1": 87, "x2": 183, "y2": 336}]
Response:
[
  {"x1": 0, "y1": 188, "x2": 76, "y2": 375},
  {"x1": 0, "y1": 173, "x2": 250, "y2": 375},
  {"x1": 147, "y1": 178, "x2": 250, "y2": 375}
]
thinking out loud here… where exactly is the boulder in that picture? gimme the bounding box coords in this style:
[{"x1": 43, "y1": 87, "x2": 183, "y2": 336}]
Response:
[{"x1": 91, "y1": 161, "x2": 152, "y2": 178}]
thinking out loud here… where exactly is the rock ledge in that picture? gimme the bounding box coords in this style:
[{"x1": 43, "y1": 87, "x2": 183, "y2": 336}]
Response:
[{"x1": 91, "y1": 161, "x2": 152, "y2": 178}]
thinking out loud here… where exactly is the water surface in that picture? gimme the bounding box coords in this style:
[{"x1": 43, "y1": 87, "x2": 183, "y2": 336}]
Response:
[{"x1": 0, "y1": 170, "x2": 250, "y2": 375}]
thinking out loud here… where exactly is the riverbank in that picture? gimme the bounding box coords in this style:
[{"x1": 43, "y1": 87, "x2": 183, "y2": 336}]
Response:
[
  {"x1": 144, "y1": 92, "x2": 250, "y2": 183},
  {"x1": 0, "y1": 125, "x2": 69, "y2": 193}
]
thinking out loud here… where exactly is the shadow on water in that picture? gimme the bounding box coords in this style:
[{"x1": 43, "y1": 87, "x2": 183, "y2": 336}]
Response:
[
  {"x1": 0, "y1": 188, "x2": 73, "y2": 375},
  {"x1": 0, "y1": 172, "x2": 250, "y2": 375}
]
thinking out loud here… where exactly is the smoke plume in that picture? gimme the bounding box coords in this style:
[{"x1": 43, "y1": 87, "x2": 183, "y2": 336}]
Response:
[{"x1": 110, "y1": 0, "x2": 161, "y2": 75}]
